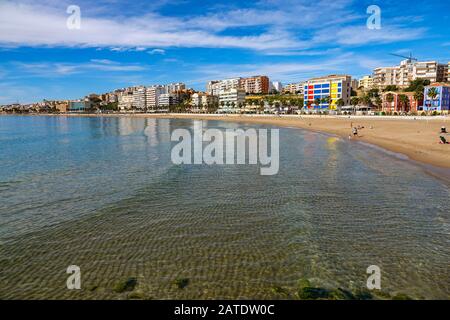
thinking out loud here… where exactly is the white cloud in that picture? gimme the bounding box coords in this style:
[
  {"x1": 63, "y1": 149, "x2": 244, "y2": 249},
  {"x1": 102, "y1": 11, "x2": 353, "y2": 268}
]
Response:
[
  {"x1": 148, "y1": 49, "x2": 166, "y2": 55},
  {"x1": 11, "y1": 60, "x2": 148, "y2": 77},
  {"x1": 314, "y1": 25, "x2": 425, "y2": 46}
]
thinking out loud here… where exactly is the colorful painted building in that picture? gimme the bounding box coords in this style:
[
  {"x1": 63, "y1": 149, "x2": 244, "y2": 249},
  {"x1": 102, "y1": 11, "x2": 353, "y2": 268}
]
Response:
[
  {"x1": 381, "y1": 92, "x2": 421, "y2": 113},
  {"x1": 423, "y1": 84, "x2": 450, "y2": 113},
  {"x1": 303, "y1": 75, "x2": 352, "y2": 110}
]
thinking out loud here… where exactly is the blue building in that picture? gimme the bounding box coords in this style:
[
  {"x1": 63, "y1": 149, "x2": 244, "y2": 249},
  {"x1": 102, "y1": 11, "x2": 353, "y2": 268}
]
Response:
[
  {"x1": 423, "y1": 85, "x2": 450, "y2": 113},
  {"x1": 68, "y1": 100, "x2": 91, "y2": 112}
]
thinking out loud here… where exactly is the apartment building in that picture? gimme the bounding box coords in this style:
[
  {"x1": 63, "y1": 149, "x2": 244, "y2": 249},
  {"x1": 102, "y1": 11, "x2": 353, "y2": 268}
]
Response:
[
  {"x1": 381, "y1": 92, "x2": 421, "y2": 113},
  {"x1": 191, "y1": 92, "x2": 218, "y2": 107},
  {"x1": 373, "y1": 60, "x2": 448, "y2": 89},
  {"x1": 423, "y1": 84, "x2": 450, "y2": 113},
  {"x1": 270, "y1": 81, "x2": 283, "y2": 93},
  {"x1": 132, "y1": 87, "x2": 146, "y2": 109},
  {"x1": 118, "y1": 92, "x2": 133, "y2": 110},
  {"x1": 146, "y1": 85, "x2": 165, "y2": 109},
  {"x1": 358, "y1": 75, "x2": 374, "y2": 90},
  {"x1": 158, "y1": 93, "x2": 179, "y2": 108},
  {"x1": 207, "y1": 76, "x2": 270, "y2": 96},
  {"x1": 284, "y1": 82, "x2": 304, "y2": 95},
  {"x1": 445, "y1": 62, "x2": 449, "y2": 82},
  {"x1": 218, "y1": 89, "x2": 246, "y2": 112},
  {"x1": 221, "y1": 78, "x2": 242, "y2": 91},
  {"x1": 303, "y1": 75, "x2": 352, "y2": 110},
  {"x1": 206, "y1": 80, "x2": 221, "y2": 96},
  {"x1": 240, "y1": 76, "x2": 269, "y2": 94},
  {"x1": 165, "y1": 82, "x2": 186, "y2": 93}
]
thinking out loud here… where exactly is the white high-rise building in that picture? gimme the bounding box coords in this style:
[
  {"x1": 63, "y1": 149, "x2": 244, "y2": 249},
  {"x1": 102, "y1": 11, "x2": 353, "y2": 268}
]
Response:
[
  {"x1": 132, "y1": 87, "x2": 146, "y2": 109},
  {"x1": 270, "y1": 81, "x2": 283, "y2": 93},
  {"x1": 220, "y1": 78, "x2": 242, "y2": 91},
  {"x1": 373, "y1": 60, "x2": 447, "y2": 88},
  {"x1": 118, "y1": 92, "x2": 133, "y2": 110},
  {"x1": 146, "y1": 85, "x2": 165, "y2": 109},
  {"x1": 206, "y1": 80, "x2": 221, "y2": 96},
  {"x1": 158, "y1": 93, "x2": 179, "y2": 108},
  {"x1": 165, "y1": 83, "x2": 185, "y2": 93},
  {"x1": 218, "y1": 88, "x2": 246, "y2": 113},
  {"x1": 190, "y1": 92, "x2": 218, "y2": 109}
]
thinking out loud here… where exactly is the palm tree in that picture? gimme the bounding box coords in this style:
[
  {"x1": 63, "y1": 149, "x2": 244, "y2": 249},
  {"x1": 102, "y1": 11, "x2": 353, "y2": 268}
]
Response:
[
  {"x1": 259, "y1": 100, "x2": 265, "y2": 113},
  {"x1": 321, "y1": 96, "x2": 331, "y2": 107},
  {"x1": 336, "y1": 98, "x2": 345, "y2": 111},
  {"x1": 414, "y1": 90, "x2": 424, "y2": 103},
  {"x1": 350, "y1": 97, "x2": 359, "y2": 114},
  {"x1": 374, "y1": 97, "x2": 382, "y2": 111},
  {"x1": 427, "y1": 87, "x2": 439, "y2": 111},
  {"x1": 398, "y1": 94, "x2": 409, "y2": 113},
  {"x1": 274, "y1": 102, "x2": 280, "y2": 112},
  {"x1": 314, "y1": 98, "x2": 321, "y2": 109},
  {"x1": 361, "y1": 95, "x2": 372, "y2": 107},
  {"x1": 385, "y1": 93, "x2": 394, "y2": 112}
]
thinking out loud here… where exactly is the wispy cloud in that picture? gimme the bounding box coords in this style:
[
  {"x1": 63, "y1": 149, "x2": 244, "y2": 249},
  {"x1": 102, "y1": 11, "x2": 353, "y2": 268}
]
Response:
[
  {"x1": 148, "y1": 49, "x2": 166, "y2": 55},
  {"x1": 313, "y1": 25, "x2": 425, "y2": 46},
  {"x1": 11, "y1": 60, "x2": 148, "y2": 77}
]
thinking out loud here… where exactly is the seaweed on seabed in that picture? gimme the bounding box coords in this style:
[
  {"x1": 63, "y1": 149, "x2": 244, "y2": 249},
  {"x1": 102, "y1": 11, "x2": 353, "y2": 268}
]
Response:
[
  {"x1": 173, "y1": 278, "x2": 190, "y2": 289},
  {"x1": 297, "y1": 278, "x2": 362, "y2": 300},
  {"x1": 113, "y1": 277, "x2": 138, "y2": 293},
  {"x1": 296, "y1": 278, "x2": 333, "y2": 300}
]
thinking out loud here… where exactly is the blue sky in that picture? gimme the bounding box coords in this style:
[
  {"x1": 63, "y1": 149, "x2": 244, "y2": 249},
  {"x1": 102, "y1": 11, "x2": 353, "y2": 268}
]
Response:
[{"x1": 0, "y1": 0, "x2": 449, "y2": 104}]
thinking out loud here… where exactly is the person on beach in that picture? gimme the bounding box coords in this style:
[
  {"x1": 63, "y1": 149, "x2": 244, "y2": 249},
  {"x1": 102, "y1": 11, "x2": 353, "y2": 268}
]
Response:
[{"x1": 352, "y1": 127, "x2": 358, "y2": 137}]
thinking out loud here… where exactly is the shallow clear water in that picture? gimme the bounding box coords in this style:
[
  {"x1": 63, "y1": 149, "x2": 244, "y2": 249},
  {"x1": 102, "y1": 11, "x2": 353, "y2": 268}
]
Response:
[{"x1": 0, "y1": 115, "x2": 449, "y2": 299}]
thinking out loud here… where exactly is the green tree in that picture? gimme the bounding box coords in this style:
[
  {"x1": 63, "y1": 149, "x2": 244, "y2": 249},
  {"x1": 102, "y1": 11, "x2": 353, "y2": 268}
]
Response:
[
  {"x1": 367, "y1": 88, "x2": 379, "y2": 98},
  {"x1": 314, "y1": 98, "x2": 321, "y2": 108},
  {"x1": 386, "y1": 93, "x2": 394, "y2": 103},
  {"x1": 350, "y1": 97, "x2": 360, "y2": 114},
  {"x1": 414, "y1": 90, "x2": 424, "y2": 105},
  {"x1": 322, "y1": 96, "x2": 332, "y2": 105},
  {"x1": 374, "y1": 96, "x2": 382, "y2": 110},
  {"x1": 405, "y1": 79, "x2": 430, "y2": 92},
  {"x1": 383, "y1": 85, "x2": 398, "y2": 92},
  {"x1": 361, "y1": 95, "x2": 372, "y2": 107},
  {"x1": 398, "y1": 94, "x2": 409, "y2": 112}
]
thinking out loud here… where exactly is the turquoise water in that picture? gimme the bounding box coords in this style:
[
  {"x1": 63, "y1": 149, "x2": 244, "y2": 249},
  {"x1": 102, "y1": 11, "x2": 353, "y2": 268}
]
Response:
[{"x1": 0, "y1": 115, "x2": 449, "y2": 299}]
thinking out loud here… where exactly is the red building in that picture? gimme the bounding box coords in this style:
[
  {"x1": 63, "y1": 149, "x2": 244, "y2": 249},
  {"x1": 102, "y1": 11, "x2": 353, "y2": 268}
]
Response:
[{"x1": 381, "y1": 91, "x2": 422, "y2": 113}]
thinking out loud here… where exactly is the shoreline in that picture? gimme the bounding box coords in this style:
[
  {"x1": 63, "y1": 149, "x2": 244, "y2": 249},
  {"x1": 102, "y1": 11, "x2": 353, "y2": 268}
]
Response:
[{"x1": 3, "y1": 113, "x2": 450, "y2": 172}]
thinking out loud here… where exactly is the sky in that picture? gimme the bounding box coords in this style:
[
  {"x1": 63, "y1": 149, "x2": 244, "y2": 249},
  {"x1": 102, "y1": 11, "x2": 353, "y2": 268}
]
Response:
[{"x1": 0, "y1": 0, "x2": 449, "y2": 104}]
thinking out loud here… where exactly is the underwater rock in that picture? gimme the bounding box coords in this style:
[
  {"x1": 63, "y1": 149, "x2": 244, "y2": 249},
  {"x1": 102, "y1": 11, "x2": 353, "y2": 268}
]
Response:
[{"x1": 113, "y1": 277, "x2": 137, "y2": 293}]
